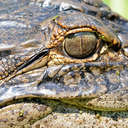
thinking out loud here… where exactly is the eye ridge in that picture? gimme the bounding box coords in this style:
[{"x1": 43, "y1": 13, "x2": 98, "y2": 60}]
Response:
[{"x1": 63, "y1": 31, "x2": 98, "y2": 59}]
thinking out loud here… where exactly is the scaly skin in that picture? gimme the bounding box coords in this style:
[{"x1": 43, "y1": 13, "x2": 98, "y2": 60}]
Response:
[{"x1": 0, "y1": 0, "x2": 128, "y2": 127}]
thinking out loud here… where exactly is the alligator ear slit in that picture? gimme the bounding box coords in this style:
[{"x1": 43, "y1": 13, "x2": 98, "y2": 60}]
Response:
[{"x1": 17, "y1": 48, "x2": 49, "y2": 71}]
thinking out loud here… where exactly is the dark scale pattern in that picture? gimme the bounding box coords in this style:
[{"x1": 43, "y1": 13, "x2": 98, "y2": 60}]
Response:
[{"x1": 0, "y1": 55, "x2": 26, "y2": 79}]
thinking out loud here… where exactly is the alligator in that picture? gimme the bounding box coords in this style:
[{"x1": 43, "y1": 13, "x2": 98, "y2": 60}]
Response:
[{"x1": 0, "y1": 0, "x2": 128, "y2": 127}]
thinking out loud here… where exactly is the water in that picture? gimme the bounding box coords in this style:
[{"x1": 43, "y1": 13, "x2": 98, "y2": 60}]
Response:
[{"x1": 104, "y1": 0, "x2": 128, "y2": 19}]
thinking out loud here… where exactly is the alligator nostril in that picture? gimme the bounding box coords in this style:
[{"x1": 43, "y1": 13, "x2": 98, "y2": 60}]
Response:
[{"x1": 0, "y1": 50, "x2": 11, "y2": 58}]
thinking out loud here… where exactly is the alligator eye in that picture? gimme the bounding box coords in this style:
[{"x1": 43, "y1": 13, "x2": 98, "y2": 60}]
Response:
[{"x1": 63, "y1": 32, "x2": 97, "y2": 59}]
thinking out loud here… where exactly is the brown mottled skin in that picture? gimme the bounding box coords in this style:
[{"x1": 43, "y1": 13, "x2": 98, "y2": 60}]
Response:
[{"x1": 0, "y1": 0, "x2": 128, "y2": 127}]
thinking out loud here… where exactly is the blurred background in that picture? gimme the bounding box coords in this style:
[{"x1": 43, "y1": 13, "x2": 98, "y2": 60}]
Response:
[{"x1": 103, "y1": 0, "x2": 128, "y2": 19}]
